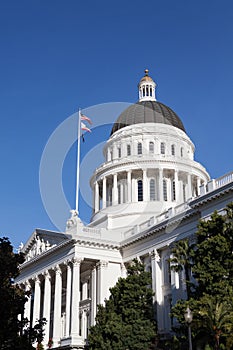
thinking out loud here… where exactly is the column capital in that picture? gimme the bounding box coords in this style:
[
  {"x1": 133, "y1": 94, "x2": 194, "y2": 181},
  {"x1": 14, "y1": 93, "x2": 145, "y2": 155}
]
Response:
[
  {"x1": 149, "y1": 249, "x2": 160, "y2": 262},
  {"x1": 96, "y1": 260, "x2": 108, "y2": 269},
  {"x1": 53, "y1": 264, "x2": 62, "y2": 275},
  {"x1": 33, "y1": 275, "x2": 41, "y2": 284},
  {"x1": 43, "y1": 270, "x2": 51, "y2": 280},
  {"x1": 72, "y1": 257, "x2": 83, "y2": 266},
  {"x1": 24, "y1": 279, "x2": 32, "y2": 288},
  {"x1": 64, "y1": 259, "x2": 72, "y2": 267}
]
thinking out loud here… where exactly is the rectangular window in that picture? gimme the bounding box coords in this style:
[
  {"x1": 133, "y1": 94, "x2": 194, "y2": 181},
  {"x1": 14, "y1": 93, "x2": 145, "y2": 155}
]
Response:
[
  {"x1": 138, "y1": 142, "x2": 142, "y2": 155},
  {"x1": 150, "y1": 179, "x2": 156, "y2": 201},
  {"x1": 138, "y1": 180, "x2": 143, "y2": 201},
  {"x1": 127, "y1": 144, "x2": 131, "y2": 156},
  {"x1": 163, "y1": 179, "x2": 167, "y2": 201},
  {"x1": 149, "y1": 142, "x2": 154, "y2": 154},
  {"x1": 161, "y1": 142, "x2": 165, "y2": 154}
]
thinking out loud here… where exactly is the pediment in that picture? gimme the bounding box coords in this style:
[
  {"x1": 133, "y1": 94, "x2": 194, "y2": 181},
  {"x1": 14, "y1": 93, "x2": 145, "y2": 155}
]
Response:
[{"x1": 18, "y1": 228, "x2": 69, "y2": 262}]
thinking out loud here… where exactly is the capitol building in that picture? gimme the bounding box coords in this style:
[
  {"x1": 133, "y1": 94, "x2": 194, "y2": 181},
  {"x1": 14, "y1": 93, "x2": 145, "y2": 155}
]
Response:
[{"x1": 16, "y1": 70, "x2": 233, "y2": 349}]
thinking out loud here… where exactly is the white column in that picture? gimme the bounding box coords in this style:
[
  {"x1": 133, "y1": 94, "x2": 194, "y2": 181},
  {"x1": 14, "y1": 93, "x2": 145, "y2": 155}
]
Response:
[
  {"x1": 65, "y1": 262, "x2": 72, "y2": 337},
  {"x1": 94, "y1": 181, "x2": 99, "y2": 213},
  {"x1": 91, "y1": 265, "x2": 97, "y2": 326},
  {"x1": 174, "y1": 170, "x2": 179, "y2": 202},
  {"x1": 97, "y1": 261, "x2": 108, "y2": 305},
  {"x1": 43, "y1": 270, "x2": 51, "y2": 346},
  {"x1": 197, "y1": 177, "x2": 201, "y2": 196},
  {"x1": 83, "y1": 311, "x2": 87, "y2": 339},
  {"x1": 127, "y1": 171, "x2": 132, "y2": 203},
  {"x1": 53, "y1": 265, "x2": 62, "y2": 347},
  {"x1": 150, "y1": 249, "x2": 163, "y2": 332},
  {"x1": 143, "y1": 169, "x2": 148, "y2": 201},
  {"x1": 80, "y1": 311, "x2": 84, "y2": 337},
  {"x1": 24, "y1": 280, "x2": 31, "y2": 322},
  {"x1": 82, "y1": 280, "x2": 88, "y2": 300},
  {"x1": 131, "y1": 178, "x2": 136, "y2": 202},
  {"x1": 159, "y1": 168, "x2": 163, "y2": 201},
  {"x1": 70, "y1": 257, "x2": 82, "y2": 339},
  {"x1": 167, "y1": 177, "x2": 172, "y2": 202},
  {"x1": 150, "y1": 251, "x2": 157, "y2": 311},
  {"x1": 32, "y1": 276, "x2": 41, "y2": 326},
  {"x1": 121, "y1": 263, "x2": 127, "y2": 278},
  {"x1": 112, "y1": 173, "x2": 118, "y2": 205},
  {"x1": 187, "y1": 174, "x2": 192, "y2": 199},
  {"x1": 102, "y1": 177, "x2": 106, "y2": 209}
]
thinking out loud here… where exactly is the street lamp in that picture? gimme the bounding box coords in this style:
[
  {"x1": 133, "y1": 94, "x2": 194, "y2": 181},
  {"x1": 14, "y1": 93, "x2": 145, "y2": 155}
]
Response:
[{"x1": 184, "y1": 306, "x2": 193, "y2": 350}]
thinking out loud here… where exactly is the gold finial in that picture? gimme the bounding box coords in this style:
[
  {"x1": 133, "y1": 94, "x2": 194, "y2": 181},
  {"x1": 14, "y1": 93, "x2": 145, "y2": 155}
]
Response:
[{"x1": 144, "y1": 69, "x2": 149, "y2": 76}]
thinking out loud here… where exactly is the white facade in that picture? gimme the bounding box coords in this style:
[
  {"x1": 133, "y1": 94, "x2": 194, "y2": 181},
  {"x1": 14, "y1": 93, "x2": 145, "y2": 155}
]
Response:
[{"x1": 16, "y1": 70, "x2": 233, "y2": 349}]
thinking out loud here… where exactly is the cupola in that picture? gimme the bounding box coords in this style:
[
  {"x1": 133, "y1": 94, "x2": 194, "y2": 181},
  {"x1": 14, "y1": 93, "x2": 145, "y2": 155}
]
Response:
[{"x1": 138, "y1": 69, "x2": 156, "y2": 102}]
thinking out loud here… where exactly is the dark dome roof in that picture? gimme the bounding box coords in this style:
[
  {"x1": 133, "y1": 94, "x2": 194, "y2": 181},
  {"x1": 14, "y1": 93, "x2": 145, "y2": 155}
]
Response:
[{"x1": 111, "y1": 100, "x2": 185, "y2": 135}]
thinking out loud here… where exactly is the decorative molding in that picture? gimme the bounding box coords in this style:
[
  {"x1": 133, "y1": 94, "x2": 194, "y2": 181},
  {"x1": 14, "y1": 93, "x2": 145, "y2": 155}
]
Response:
[
  {"x1": 43, "y1": 270, "x2": 51, "y2": 280},
  {"x1": 54, "y1": 264, "x2": 62, "y2": 275},
  {"x1": 149, "y1": 249, "x2": 160, "y2": 262},
  {"x1": 33, "y1": 275, "x2": 41, "y2": 284},
  {"x1": 96, "y1": 260, "x2": 108, "y2": 269},
  {"x1": 72, "y1": 257, "x2": 83, "y2": 266}
]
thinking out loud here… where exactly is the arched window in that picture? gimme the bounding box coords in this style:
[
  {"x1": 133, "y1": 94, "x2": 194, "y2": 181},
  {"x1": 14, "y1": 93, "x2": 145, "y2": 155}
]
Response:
[
  {"x1": 163, "y1": 179, "x2": 167, "y2": 201},
  {"x1": 118, "y1": 147, "x2": 121, "y2": 158},
  {"x1": 181, "y1": 147, "x2": 183, "y2": 157},
  {"x1": 172, "y1": 180, "x2": 176, "y2": 201},
  {"x1": 171, "y1": 144, "x2": 175, "y2": 156},
  {"x1": 149, "y1": 141, "x2": 154, "y2": 154},
  {"x1": 138, "y1": 180, "x2": 143, "y2": 201},
  {"x1": 110, "y1": 151, "x2": 113, "y2": 161},
  {"x1": 150, "y1": 179, "x2": 156, "y2": 201},
  {"x1": 127, "y1": 144, "x2": 131, "y2": 156},
  {"x1": 161, "y1": 142, "x2": 165, "y2": 154},
  {"x1": 138, "y1": 142, "x2": 142, "y2": 155}
]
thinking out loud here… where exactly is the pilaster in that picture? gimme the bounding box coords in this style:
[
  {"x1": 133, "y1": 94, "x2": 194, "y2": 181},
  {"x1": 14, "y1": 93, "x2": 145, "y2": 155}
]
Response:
[
  {"x1": 53, "y1": 265, "x2": 62, "y2": 347},
  {"x1": 43, "y1": 270, "x2": 51, "y2": 346},
  {"x1": 32, "y1": 276, "x2": 41, "y2": 326}
]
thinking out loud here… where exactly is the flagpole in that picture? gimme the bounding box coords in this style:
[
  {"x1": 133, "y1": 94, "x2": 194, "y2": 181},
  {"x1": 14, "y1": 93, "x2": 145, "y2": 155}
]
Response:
[{"x1": 75, "y1": 108, "x2": 81, "y2": 214}]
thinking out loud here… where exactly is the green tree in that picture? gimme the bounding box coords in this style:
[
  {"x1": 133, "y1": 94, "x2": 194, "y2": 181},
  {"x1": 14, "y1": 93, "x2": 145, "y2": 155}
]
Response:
[
  {"x1": 169, "y1": 238, "x2": 193, "y2": 299},
  {"x1": 171, "y1": 203, "x2": 233, "y2": 349},
  {"x1": 0, "y1": 236, "x2": 46, "y2": 349},
  {"x1": 198, "y1": 295, "x2": 233, "y2": 350},
  {"x1": 88, "y1": 259, "x2": 157, "y2": 350}
]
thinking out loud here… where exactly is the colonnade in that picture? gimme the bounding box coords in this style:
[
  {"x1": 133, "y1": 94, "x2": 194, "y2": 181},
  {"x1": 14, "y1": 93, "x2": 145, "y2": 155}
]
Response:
[
  {"x1": 21, "y1": 258, "x2": 111, "y2": 348},
  {"x1": 93, "y1": 168, "x2": 202, "y2": 213},
  {"x1": 21, "y1": 250, "x2": 187, "y2": 346}
]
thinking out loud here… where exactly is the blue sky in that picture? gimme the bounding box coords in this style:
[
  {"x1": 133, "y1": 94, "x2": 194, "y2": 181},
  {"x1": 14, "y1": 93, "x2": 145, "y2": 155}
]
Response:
[{"x1": 0, "y1": 0, "x2": 233, "y2": 249}]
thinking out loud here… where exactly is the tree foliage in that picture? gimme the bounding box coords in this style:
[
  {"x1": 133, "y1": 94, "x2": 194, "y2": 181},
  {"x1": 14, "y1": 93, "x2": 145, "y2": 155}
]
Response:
[
  {"x1": 0, "y1": 236, "x2": 46, "y2": 350},
  {"x1": 170, "y1": 203, "x2": 233, "y2": 349},
  {"x1": 169, "y1": 238, "x2": 193, "y2": 299},
  {"x1": 88, "y1": 259, "x2": 157, "y2": 350}
]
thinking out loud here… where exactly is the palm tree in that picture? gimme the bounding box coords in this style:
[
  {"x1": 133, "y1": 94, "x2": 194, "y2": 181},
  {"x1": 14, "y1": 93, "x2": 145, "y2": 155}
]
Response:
[
  {"x1": 199, "y1": 297, "x2": 233, "y2": 350},
  {"x1": 169, "y1": 239, "x2": 192, "y2": 299}
]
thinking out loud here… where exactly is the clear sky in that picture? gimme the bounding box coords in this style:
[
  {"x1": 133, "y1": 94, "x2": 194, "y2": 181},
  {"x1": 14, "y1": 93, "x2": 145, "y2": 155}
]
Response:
[{"x1": 1, "y1": 0, "x2": 233, "y2": 250}]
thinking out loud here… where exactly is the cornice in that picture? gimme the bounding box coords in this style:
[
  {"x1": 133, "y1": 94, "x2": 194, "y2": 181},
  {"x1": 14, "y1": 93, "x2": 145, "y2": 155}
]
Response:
[
  {"x1": 120, "y1": 207, "x2": 199, "y2": 248},
  {"x1": 91, "y1": 157, "x2": 209, "y2": 184},
  {"x1": 190, "y1": 181, "x2": 233, "y2": 209}
]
